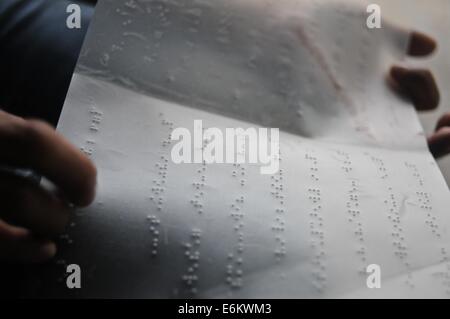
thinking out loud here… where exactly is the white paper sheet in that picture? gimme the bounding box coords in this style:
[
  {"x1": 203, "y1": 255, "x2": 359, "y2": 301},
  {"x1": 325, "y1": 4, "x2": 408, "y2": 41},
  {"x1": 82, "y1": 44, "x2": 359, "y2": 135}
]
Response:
[{"x1": 27, "y1": 0, "x2": 450, "y2": 298}]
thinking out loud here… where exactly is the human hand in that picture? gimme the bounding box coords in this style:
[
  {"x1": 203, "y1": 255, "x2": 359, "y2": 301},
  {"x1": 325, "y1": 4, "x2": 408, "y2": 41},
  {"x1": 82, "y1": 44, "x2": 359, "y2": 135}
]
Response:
[
  {"x1": 427, "y1": 113, "x2": 450, "y2": 159},
  {"x1": 0, "y1": 110, "x2": 96, "y2": 263},
  {"x1": 390, "y1": 31, "x2": 440, "y2": 111}
]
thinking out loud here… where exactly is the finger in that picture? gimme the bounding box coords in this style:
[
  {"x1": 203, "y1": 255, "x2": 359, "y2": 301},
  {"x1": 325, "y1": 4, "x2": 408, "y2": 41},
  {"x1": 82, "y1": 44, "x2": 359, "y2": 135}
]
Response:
[
  {"x1": 428, "y1": 127, "x2": 450, "y2": 159},
  {"x1": 380, "y1": 18, "x2": 436, "y2": 57},
  {"x1": 0, "y1": 111, "x2": 97, "y2": 206},
  {"x1": 390, "y1": 66, "x2": 440, "y2": 111},
  {"x1": 0, "y1": 220, "x2": 56, "y2": 263},
  {"x1": 435, "y1": 113, "x2": 450, "y2": 131},
  {"x1": 408, "y1": 31, "x2": 437, "y2": 57},
  {"x1": 0, "y1": 172, "x2": 71, "y2": 236}
]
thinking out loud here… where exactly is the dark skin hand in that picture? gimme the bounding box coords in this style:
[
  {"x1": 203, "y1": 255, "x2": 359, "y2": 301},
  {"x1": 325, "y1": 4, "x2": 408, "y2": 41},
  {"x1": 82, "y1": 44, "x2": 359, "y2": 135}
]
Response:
[
  {"x1": 0, "y1": 110, "x2": 96, "y2": 263},
  {"x1": 0, "y1": 29, "x2": 443, "y2": 264},
  {"x1": 388, "y1": 31, "x2": 450, "y2": 159},
  {"x1": 428, "y1": 113, "x2": 450, "y2": 159},
  {"x1": 390, "y1": 31, "x2": 439, "y2": 111}
]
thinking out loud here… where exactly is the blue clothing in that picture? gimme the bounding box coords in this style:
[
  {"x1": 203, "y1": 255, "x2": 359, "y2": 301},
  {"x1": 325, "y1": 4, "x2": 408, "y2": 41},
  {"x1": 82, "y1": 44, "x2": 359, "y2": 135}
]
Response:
[
  {"x1": 0, "y1": 0, "x2": 94, "y2": 126},
  {"x1": 0, "y1": 0, "x2": 94, "y2": 298}
]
